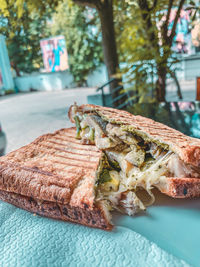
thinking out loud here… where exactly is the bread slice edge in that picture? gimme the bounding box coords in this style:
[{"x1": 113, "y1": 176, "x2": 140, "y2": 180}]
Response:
[{"x1": 0, "y1": 189, "x2": 113, "y2": 230}]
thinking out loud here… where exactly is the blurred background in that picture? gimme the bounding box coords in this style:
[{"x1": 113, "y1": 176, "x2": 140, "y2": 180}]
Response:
[{"x1": 0, "y1": 0, "x2": 200, "y2": 154}]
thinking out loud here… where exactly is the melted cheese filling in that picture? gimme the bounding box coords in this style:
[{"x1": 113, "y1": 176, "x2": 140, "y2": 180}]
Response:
[
  {"x1": 73, "y1": 110, "x2": 200, "y2": 216},
  {"x1": 96, "y1": 151, "x2": 171, "y2": 215}
]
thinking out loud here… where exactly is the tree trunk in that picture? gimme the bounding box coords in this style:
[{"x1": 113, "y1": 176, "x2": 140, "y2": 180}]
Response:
[
  {"x1": 11, "y1": 62, "x2": 21, "y2": 77},
  {"x1": 14, "y1": 66, "x2": 21, "y2": 77},
  {"x1": 97, "y1": 1, "x2": 118, "y2": 87},
  {"x1": 170, "y1": 71, "x2": 183, "y2": 100},
  {"x1": 156, "y1": 66, "x2": 167, "y2": 102},
  {"x1": 97, "y1": 1, "x2": 127, "y2": 107},
  {"x1": 73, "y1": 0, "x2": 127, "y2": 108}
]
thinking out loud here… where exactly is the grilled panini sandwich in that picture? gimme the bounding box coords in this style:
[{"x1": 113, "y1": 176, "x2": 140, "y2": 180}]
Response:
[
  {"x1": 69, "y1": 104, "x2": 200, "y2": 214},
  {"x1": 0, "y1": 127, "x2": 113, "y2": 230}
]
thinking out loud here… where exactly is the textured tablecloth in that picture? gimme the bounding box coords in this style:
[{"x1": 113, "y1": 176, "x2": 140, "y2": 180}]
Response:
[{"x1": 0, "y1": 201, "x2": 189, "y2": 267}]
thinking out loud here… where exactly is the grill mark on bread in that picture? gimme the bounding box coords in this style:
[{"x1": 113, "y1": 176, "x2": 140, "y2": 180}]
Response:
[
  {"x1": 0, "y1": 127, "x2": 112, "y2": 229},
  {"x1": 35, "y1": 144, "x2": 100, "y2": 163},
  {"x1": 6, "y1": 149, "x2": 98, "y2": 170},
  {"x1": 5, "y1": 147, "x2": 99, "y2": 170},
  {"x1": 23, "y1": 158, "x2": 93, "y2": 175},
  {"x1": 0, "y1": 161, "x2": 83, "y2": 185},
  {"x1": 25, "y1": 146, "x2": 99, "y2": 168},
  {"x1": 56, "y1": 128, "x2": 76, "y2": 135},
  {"x1": 133, "y1": 124, "x2": 183, "y2": 134},
  {"x1": 40, "y1": 141, "x2": 100, "y2": 157},
  {"x1": 36, "y1": 137, "x2": 99, "y2": 151},
  {"x1": 0, "y1": 158, "x2": 94, "y2": 204},
  {"x1": 0, "y1": 159, "x2": 92, "y2": 204},
  {"x1": 34, "y1": 157, "x2": 97, "y2": 169},
  {"x1": 0, "y1": 165, "x2": 74, "y2": 203},
  {"x1": 51, "y1": 135, "x2": 95, "y2": 147},
  {"x1": 147, "y1": 132, "x2": 183, "y2": 138},
  {"x1": 55, "y1": 134, "x2": 79, "y2": 139},
  {"x1": 2, "y1": 161, "x2": 84, "y2": 180},
  {"x1": 52, "y1": 136, "x2": 82, "y2": 144}
]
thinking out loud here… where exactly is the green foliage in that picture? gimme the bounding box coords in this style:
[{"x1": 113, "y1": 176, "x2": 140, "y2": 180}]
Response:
[
  {"x1": 0, "y1": 2, "x2": 52, "y2": 74},
  {"x1": 50, "y1": 1, "x2": 103, "y2": 86},
  {"x1": 0, "y1": 0, "x2": 103, "y2": 84},
  {"x1": 113, "y1": 0, "x2": 187, "y2": 102},
  {"x1": 0, "y1": 0, "x2": 59, "y2": 18}
]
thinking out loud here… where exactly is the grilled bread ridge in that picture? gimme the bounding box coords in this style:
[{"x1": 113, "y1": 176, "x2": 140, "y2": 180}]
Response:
[
  {"x1": 0, "y1": 127, "x2": 112, "y2": 230},
  {"x1": 69, "y1": 104, "x2": 200, "y2": 168}
]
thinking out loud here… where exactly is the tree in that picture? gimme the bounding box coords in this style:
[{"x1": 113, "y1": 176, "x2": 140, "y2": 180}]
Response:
[
  {"x1": 139, "y1": 0, "x2": 185, "y2": 102},
  {"x1": 50, "y1": 2, "x2": 103, "y2": 86},
  {"x1": 115, "y1": 0, "x2": 187, "y2": 102},
  {"x1": 0, "y1": 2, "x2": 53, "y2": 75}
]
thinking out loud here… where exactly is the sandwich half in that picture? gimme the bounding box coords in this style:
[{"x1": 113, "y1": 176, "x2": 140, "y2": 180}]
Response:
[
  {"x1": 0, "y1": 127, "x2": 113, "y2": 230},
  {"x1": 69, "y1": 104, "x2": 200, "y2": 215}
]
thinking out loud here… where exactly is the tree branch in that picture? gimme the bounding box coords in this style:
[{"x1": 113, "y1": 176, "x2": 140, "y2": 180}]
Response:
[
  {"x1": 169, "y1": 70, "x2": 183, "y2": 99},
  {"x1": 138, "y1": 0, "x2": 159, "y2": 51},
  {"x1": 166, "y1": 0, "x2": 174, "y2": 25},
  {"x1": 139, "y1": 0, "x2": 150, "y2": 11},
  {"x1": 161, "y1": 0, "x2": 173, "y2": 44},
  {"x1": 169, "y1": 0, "x2": 185, "y2": 45},
  {"x1": 149, "y1": 0, "x2": 158, "y2": 11}
]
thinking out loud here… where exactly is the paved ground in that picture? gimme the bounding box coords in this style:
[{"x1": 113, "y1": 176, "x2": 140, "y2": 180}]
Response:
[{"x1": 0, "y1": 88, "x2": 96, "y2": 153}]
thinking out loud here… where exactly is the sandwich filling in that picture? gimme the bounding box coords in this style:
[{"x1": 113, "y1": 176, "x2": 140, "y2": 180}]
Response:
[{"x1": 71, "y1": 105, "x2": 200, "y2": 215}]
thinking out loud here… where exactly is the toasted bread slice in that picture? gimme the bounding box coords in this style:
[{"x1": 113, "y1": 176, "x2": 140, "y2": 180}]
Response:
[
  {"x1": 68, "y1": 104, "x2": 200, "y2": 201},
  {"x1": 0, "y1": 127, "x2": 112, "y2": 230},
  {"x1": 69, "y1": 104, "x2": 200, "y2": 167}
]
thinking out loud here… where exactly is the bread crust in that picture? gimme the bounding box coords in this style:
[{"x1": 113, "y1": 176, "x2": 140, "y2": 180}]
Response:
[
  {"x1": 0, "y1": 189, "x2": 112, "y2": 230},
  {"x1": 157, "y1": 177, "x2": 200, "y2": 198},
  {"x1": 69, "y1": 104, "x2": 200, "y2": 167},
  {"x1": 0, "y1": 127, "x2": 112, "y2": 230}
]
